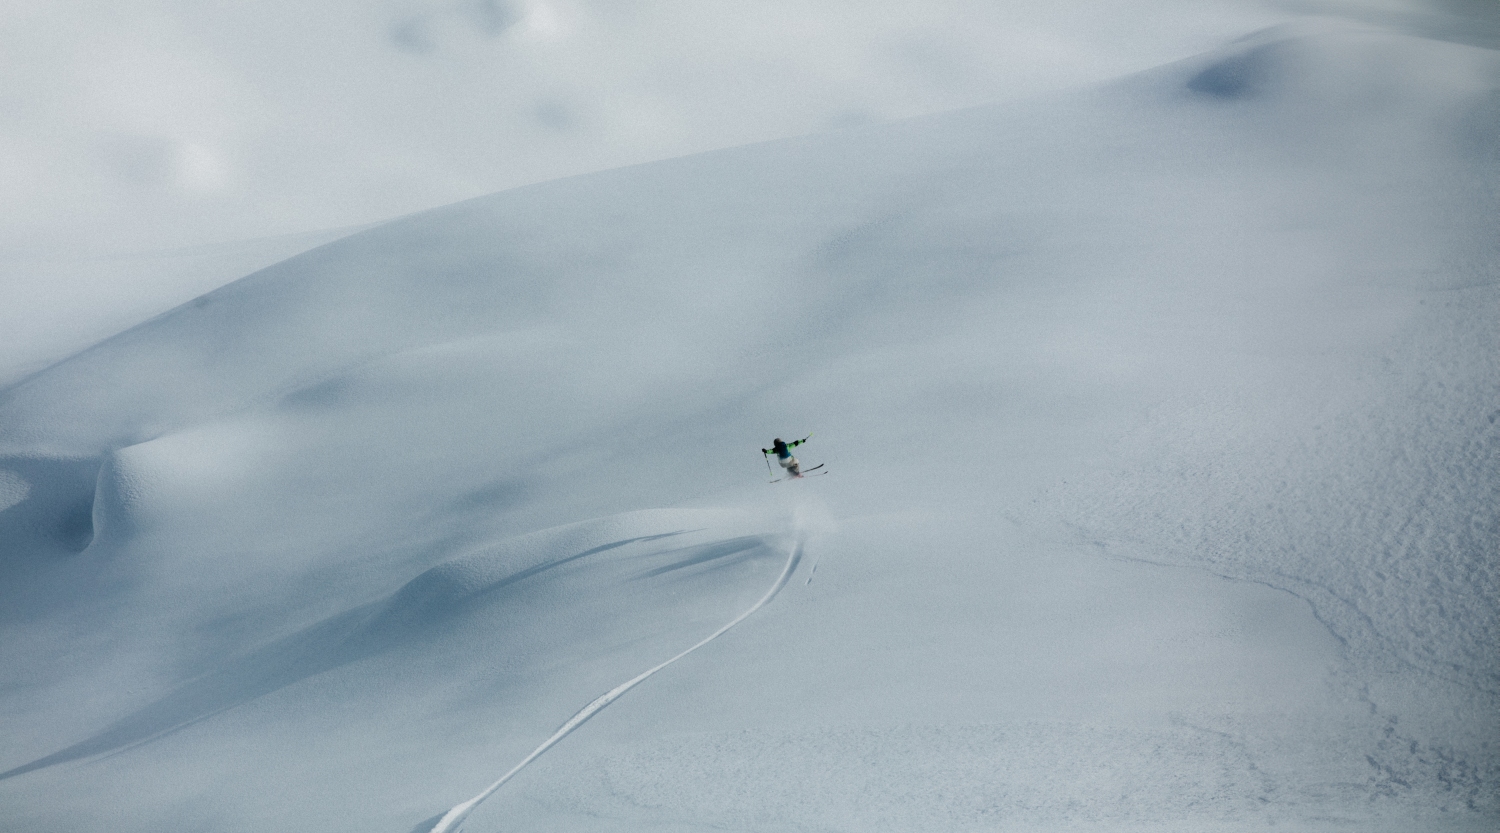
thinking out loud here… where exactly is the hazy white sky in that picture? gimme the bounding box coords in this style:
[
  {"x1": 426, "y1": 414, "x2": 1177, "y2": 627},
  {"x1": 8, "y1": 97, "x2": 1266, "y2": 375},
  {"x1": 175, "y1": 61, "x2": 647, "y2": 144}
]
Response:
[
  {"x1": 2, "y1": 0, "x2": 1311, "y2": 257},
  {"x1": 7, "y1": 0, "x2": 1496, "y2": 259}
]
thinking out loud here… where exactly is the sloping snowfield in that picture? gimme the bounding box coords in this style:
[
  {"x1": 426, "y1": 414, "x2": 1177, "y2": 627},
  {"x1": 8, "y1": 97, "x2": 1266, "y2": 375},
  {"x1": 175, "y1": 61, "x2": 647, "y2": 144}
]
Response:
[{"x1": 2, "y1": 20, "x2": 1496, "y2": 833}]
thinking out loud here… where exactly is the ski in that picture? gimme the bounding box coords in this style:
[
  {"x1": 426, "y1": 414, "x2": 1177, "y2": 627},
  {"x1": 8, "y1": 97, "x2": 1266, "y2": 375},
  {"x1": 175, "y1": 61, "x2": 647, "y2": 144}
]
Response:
[{"x1": 770, "y1": 464, "x2": 825, "y2": 483}]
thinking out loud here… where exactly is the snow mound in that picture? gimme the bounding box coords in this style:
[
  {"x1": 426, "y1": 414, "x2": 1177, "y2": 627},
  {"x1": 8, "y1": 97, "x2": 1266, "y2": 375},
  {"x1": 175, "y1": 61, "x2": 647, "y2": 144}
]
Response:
[{"x1": 89, "y1": 445, "x2": 167, "y2": 550}]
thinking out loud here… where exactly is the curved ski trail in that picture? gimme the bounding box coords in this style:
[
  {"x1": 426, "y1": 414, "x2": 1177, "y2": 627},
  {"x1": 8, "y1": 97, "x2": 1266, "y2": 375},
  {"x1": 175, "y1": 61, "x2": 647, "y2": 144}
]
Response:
[{"x1": 424, "y1": 538, "x2": 804, "y2": 833}]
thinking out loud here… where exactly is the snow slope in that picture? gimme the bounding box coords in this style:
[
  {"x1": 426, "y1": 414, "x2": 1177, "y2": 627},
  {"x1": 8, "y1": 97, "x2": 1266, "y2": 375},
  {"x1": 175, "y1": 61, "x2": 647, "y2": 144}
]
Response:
[
  {"x1": 0, "y1": 225, "x2": 373, "y2": 387},
  {"x1": 1, "y1": 20, "x2": 1496, "y2": 833}
]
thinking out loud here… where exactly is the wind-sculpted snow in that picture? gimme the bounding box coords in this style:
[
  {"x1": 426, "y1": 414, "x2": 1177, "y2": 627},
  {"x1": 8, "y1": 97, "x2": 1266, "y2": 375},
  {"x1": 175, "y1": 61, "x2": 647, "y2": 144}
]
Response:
[
  {"x1": 0, "y1": 509, "x2": 786, "y2": 782},
  {"x1": 1, "y1": 19, "x2": 1498, "y2": 833},
  {"x1": 0, "y1": 456, "x2": 99, "y2": 558}
]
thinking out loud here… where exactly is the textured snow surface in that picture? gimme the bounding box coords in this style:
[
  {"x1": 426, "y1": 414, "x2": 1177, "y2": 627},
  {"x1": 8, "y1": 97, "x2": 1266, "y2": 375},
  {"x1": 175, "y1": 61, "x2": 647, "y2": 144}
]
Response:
[{"x1": 1, "y1": 20, "x2": 1497, "y2": 833}]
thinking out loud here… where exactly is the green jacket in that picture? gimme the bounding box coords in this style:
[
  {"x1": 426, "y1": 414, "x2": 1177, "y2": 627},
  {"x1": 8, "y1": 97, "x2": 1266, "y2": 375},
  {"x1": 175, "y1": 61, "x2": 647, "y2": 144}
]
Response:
[{"x1": 763, "y1": 437, "x2": 807, "y2": 460}]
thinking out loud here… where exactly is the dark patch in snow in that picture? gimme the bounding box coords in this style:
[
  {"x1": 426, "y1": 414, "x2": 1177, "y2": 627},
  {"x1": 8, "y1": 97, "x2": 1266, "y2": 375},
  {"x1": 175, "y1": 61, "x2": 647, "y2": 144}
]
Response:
[
  {"x1": 54, "y1": 496, "x2": 95, "y2": 551},
  {"x1": 450, "y1": 478, "x2": 527, "y2": 512},
  {"x1": 633, "y1": 536, "x2": 770, "y2": 580},
  {"x1": 0, "y1": 455, "x2": 101, "y2": 561},
  {"x1": 1186, "y1": 43, "x2": 1288, "y2": 100},
  {"x1": 278, "y1": 376, "x2": 355, "y2": 409},
  {"x1": 375, "y1": 530, "x2": 693, "y2": 630}
]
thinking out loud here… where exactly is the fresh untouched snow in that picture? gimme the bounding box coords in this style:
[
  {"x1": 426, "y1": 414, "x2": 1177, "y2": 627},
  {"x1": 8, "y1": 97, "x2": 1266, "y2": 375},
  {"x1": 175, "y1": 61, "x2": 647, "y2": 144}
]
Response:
[
  {"x1": 0, "y1": 226, "x2": 373, "y2": 388},
  {"x1": 1, "y1": 20, "x2": 1497, "y2": 833}
]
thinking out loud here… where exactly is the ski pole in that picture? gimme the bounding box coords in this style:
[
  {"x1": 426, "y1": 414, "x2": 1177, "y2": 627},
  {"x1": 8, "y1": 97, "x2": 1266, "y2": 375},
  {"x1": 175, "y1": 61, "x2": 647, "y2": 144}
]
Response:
[{"x1": 763, "y1": 451, "x2": 773, "y2": 477}]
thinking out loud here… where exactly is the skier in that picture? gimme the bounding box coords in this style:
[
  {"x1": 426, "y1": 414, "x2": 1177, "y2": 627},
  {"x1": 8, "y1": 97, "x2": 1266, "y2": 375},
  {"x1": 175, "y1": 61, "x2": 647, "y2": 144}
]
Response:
[{"x1": 762, "y1": 436, "x2": 809, "y2": 478}]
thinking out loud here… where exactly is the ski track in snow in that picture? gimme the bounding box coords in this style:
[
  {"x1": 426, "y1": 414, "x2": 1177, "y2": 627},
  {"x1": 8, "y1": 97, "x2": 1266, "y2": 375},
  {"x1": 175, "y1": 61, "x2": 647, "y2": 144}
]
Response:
[{"x1": 423, "y1": 537, "x2": 804, "y2": 833}]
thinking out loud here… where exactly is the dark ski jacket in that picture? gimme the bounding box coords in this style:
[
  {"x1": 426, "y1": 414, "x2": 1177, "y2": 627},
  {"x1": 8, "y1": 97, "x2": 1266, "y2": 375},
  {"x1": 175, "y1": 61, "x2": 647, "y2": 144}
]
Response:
[{"x1": 763, "y1": 437, "x2": 806, "y2": 460}]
